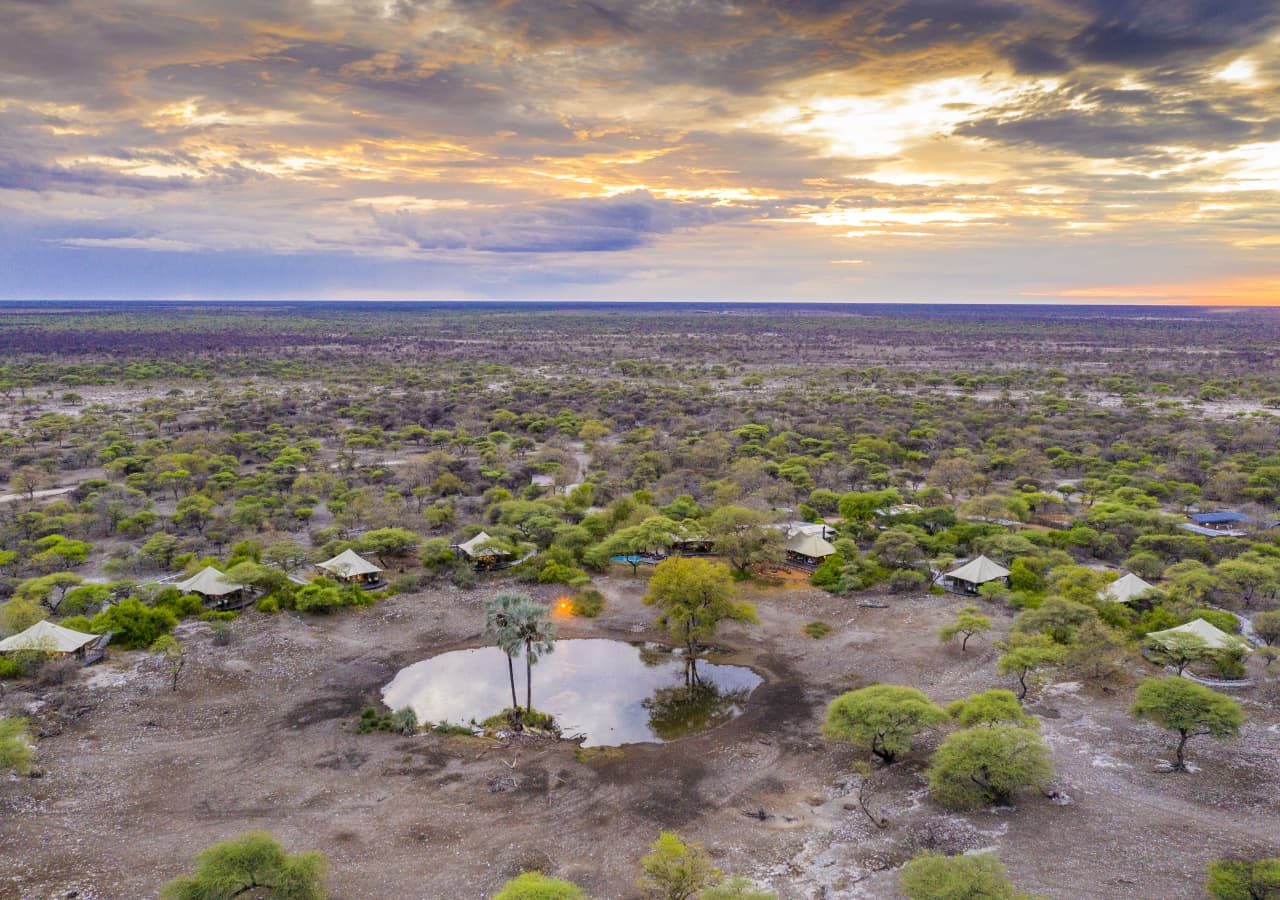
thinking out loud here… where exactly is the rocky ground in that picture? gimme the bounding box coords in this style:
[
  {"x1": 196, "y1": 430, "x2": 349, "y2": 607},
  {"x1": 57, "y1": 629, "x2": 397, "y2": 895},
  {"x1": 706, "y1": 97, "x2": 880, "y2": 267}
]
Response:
[{"x1": 2, "y1": 575, "x2": 1277, "y2": 899}]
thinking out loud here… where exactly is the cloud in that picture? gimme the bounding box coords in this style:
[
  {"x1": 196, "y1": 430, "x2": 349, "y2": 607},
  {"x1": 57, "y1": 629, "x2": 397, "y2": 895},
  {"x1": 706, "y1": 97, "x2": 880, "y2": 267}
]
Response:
[{"x1": 373, "y1": 190, "x2": 753, "y2": 254}]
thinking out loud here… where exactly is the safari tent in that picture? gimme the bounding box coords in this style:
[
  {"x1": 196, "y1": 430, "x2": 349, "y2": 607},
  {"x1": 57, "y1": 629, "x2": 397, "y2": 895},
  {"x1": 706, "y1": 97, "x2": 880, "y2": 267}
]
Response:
[
  {"x1": 1100, "y1": 572, "x2": 1155, "y2": 604},
  {"x1": 175, "y1": 565, "x2": 249, "y2": 608},
  {"x1": 317, "y1": 549, "x2": 384, "y2": 586},
  {"x1": 0, "y1": 619, "x2": 102, "y2": 659},
  {"x1": 454, "y1": 531, "x2": 514, "y2": 570},
  {"x1": 785, "y1": 530, "x2": 836, "y2": 566},
  {"x1": 1146, "y1": 618, "x2": 1246, "y2": 654},
  {"x1": 942, "y1": 555, "x2": 1010, "y2": 594}
]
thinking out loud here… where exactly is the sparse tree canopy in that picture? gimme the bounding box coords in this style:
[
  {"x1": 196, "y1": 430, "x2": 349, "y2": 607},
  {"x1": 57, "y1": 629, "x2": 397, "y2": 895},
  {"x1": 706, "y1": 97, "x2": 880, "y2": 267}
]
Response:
[
  {"x1": 899, "y1": 851, "x2": 1027, "y2": 900},
  {"x1": 644, "y1": 558, "x2": 757, "y2": 654},
  {"x1": 823, "y1": 684, "x2": 947, "y2": 765},
  {"x1": 938, "y1": 606, "x2": 991, "y2": 651},
  {"x1": 1130, "y1": 677, "x2": 1244, "y2": 772},
  {"x1": 160, "y1": 830, "x2": 328, "y2": 900},
  {"x1": 493, "y1": 872, "x2": 585, "y2": 900},
  {"x1": 703, "y1": 506, "x2": 784, "y2": 575},
  {"x1": 927, "y1": 724, "x2": 1053, "y2": 809},
  {"x1": 997, "y1": 633, "x2": 1068, "y2": 699}
]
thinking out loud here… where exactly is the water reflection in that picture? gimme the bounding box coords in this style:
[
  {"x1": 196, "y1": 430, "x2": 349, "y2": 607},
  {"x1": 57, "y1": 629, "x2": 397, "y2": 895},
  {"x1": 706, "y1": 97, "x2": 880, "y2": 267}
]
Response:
[{"x1": 382, "y1": 639, "x2": 763, "y2": 747}]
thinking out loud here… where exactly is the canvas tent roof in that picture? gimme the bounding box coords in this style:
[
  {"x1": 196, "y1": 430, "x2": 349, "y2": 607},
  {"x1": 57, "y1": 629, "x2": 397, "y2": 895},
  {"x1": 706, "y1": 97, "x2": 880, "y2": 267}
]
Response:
[
  {"x1": 1100, "y1": 572, "x2": 1155, "y2": 604},
  {"x1": 175, "y1": 566, "x2": 244, "y2": 597},
  {"x1": 1146, "y1": 618, "x2": 1244, "y2": 652},
  {"x1": 0, "y1": 619, "x2": 99, "y2": 654},
  {"x1": 785, "y1": 531, "x2": 836, "y2": 559},
  {"x1": 318, "y1": 548, "x2": 382, "y2": 577},
  {"x1": 945, "y1": 555, "x2": 1010, "y2": 585},
  {"x1": 457, "y1": 531, "x2": 508, "y2": 558}
]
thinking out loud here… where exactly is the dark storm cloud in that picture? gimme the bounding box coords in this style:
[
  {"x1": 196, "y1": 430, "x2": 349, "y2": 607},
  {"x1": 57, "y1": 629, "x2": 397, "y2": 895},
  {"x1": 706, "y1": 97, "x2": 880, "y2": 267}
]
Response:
[
  {"x1": 375, "y1": 190, "x2": 754, "y2": 253},
  {"x1": 1065, "y1": 0, "x2": 1280, "y2": 66}
]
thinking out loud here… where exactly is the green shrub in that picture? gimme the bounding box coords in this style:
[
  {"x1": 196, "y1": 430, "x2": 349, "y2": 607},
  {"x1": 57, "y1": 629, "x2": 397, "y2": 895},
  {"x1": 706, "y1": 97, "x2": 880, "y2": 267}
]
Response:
[
  {"x1": 430, "y1": 722, "x2": 476, "y2": 736},
  {"x1": 355, "y1": 706, "x2": 419, "y2": 735},
  {"x1": 200, "y1": 610, "x2": 238, "y2": 623},
  {"x1": 570, "y1": 589, "x2": 605, "y2": 618},
  {"x1": 1189, "y1": 608, "x2": 1239, "y2": 634},
  {"x1": 482, "y1": 707, "x2": 557, "y2": 732},
  {"x1": 255, "y1": 595, "x2": 281, "y2": 614},
  {"x1": 58, "y1": 615, "x2": 94, "y2": 633},
  {"x1": 803, "y1": 621, "x2": 832, "y2": 639},
  {"x1": 0, "y1": 717, "x2": 34, "y2": 775},
  {"x1": 888, "y1": 569, "x2": 927, "y2": 593},
  {"x1": 494, "y1": 872, "x2": 584, "y2": 900},
  {"x1": 154, "y1": 592, "x2": 204, "y2": 619},
  {"x1": 90, "y1": 599, "x2": 177, "y2": 650},
  {"x1": 900, "y1": 851, "x2": 1025, "y2": 899},
  {"x1": 0, "y1": 656, "x2": 27, "y2": 680}
]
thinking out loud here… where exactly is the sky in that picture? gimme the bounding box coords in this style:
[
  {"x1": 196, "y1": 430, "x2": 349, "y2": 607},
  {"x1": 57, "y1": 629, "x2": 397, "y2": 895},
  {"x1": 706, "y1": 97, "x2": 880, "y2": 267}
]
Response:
[{"x1": 1, "y1": 0, "x2": 1278, "y2": 304}]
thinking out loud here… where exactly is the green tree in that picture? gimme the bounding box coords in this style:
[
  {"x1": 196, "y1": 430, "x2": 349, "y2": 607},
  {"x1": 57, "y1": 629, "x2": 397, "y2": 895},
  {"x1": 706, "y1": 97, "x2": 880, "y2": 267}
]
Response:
[
  {"x1": 703, "y1": 506, "x2": 784, "y2": 575},
  {"x1": 1012, "y1": 596, "x2": 1097, "y2": 644},
  {"x1": 900, "y1": 851, "x2": 1027, "y2": 900},
  {"x1": 151, "y1": 634, "x2": 186, "y2": 692},
  {"x1": 0, "y1": 595, "x2": 46, "y2": 635},
  {"x1": 1144, "y1": 632, "x2": 1213, "y2": 676},
  {"x1": 0, "y1": 717, "x2": 34, "y2": 775},
  {"x1": 161, "y1": 830, "x2": 328, "y2": 900},
  {"x1": 358, "y1": 527, "x2": 420, "y2": 566},
  {"x1": 90, "y1": 598, "x2": 177, "y2": 649},
  {"x1": 1130, "y1": 677, "x2": 1244, "y2": 772},
  {"x1": 1205, "y1": 857, "x2": 1280, "y2": 900},
  {"x1": 926, "y1": 725, "x2": 1053, "y2": 809},
  {"x1": 1251, "y1": 610, "x2": 1280, "y2": 646},
  {"x1": 636, "y1": 831, "x2": 721, "y2": 900},
  {"x1": 493, "y1": 872, "x2": 585, "y2": 899},
  {"x1": 644, "y1": 558, "x2": 757, "y2": 655},
  {"x1": 938, "y1": 606, "x2": 991, "y2": 651},
  {"x1": 823, "y1": 684, "x2": 947, "y2": 765},
  {"x1": 997, "y1": 633, "x2": 1068, "y2": 699},
  {"x1": 946, "y1": 690, "x2": 1037, "y2": 729}
]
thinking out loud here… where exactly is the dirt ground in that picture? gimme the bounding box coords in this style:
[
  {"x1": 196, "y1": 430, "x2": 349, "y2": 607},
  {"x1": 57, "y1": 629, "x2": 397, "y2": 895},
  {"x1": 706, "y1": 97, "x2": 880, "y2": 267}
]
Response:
[{"x1": 2, "y1": 575, "x2": 1278, "y2": 899}]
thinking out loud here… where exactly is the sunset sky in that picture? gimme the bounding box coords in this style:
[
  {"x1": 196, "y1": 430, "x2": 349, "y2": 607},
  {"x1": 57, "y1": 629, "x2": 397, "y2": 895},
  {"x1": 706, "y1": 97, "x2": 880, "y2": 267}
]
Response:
[{"x1": 1, "y1": 0, "x2": 1278, "y2": 303}]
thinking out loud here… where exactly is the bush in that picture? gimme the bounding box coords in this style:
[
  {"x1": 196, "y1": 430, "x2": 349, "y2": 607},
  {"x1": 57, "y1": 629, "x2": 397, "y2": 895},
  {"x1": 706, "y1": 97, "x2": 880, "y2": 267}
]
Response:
[
  {"x1": 391, "y1": 574, "x2": 422, "y2": 593},
  {"x1": 1189, "y1": 608, "x2": 1239, "y2": 634},
  {"x1": 1206, "y1": 857, "x2": 1280, "y2": 900},
  {"x1": 494, "y1": 872, "x2": 585, "y2": 900},
  {"x1": 161, "y1": 831, "x2": 328, "y2": 900},
  {"x1": 255, "y1": 595, "x2": 281, "y2": 614},
  {"x1": 200, "y1": 610, "x2": 238, "y2": 623},
  {"x1": 0, "y1": 656, "x2": 26, "y2": 680},
  {"x1": 900, "y1": 851, "x2": 1025, "y2": 900},
  {"x1": 355, "y1": 706, "x2": 419, "y2": 735},
  {"x1": 570, "y1": 589, "x2": 605, "y2": 618},
  {"x1": 803, "y1": 621, "x2": 832, "y2": 639},
  {"x1": 153, "y1": 591, "x2": 204, "y2": 619},
  {"x1": 927, "y1": 725, "x2": 1052, "y2": 809},
  {"x1": 0, "y1": 717, "x2": 34, "y2": 775},
  {"x1": 90, "y1": 599, "x2": 177, "y2": 650},
  {"x1": 58, "y1": 614, "x2": 94, "y2": 633},
  {"x1": 888, "y1": 569, "x2": 927, "y2": 593}
]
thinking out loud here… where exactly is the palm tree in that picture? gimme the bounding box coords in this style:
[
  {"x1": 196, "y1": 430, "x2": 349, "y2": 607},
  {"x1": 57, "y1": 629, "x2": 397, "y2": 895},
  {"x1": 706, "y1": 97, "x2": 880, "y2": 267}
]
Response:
[
  {"x1": 484, "y1": 593, "x2": 526, "y2": 711},
  {"x1": 513, "y1": 600, "x2": 557, "y2": 713}
]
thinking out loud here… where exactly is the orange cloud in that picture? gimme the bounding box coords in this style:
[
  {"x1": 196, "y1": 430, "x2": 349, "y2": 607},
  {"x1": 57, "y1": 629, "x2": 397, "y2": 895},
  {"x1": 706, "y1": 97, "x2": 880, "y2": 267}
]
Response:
[{"x1": 1024, "y1": 276, "x2": 1280, "y2": 306}]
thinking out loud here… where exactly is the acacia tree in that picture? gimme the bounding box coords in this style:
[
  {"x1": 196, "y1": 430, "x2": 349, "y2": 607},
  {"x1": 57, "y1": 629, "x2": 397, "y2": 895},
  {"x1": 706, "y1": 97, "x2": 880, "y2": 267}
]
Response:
[
  {"x1": 1130, "y1": 677, "x2": 1244, "y2": 772},
  {"x1": 160, "y1": 831, "x2": 328, "y2": 900},
  {"x1": 900, "y1": 851, "x2": 1024, "y2": 900},
  {"x1": 823, "y1": 684, "x2": 947, "y2": 765},
  {"x1": 1145, "y1": 632, "x2": 1213, "y2": 676},
  {"x1": 1205, "y1": 857, "x2": 1280, "y2": 900},
  {"x1": 997, "y1": 633, "x2": 1068, "y2": 699},
  {"x1": 643, "y1": 558, "x2": 757, "y2": 655},
  {"x1": 938, "y1": 605, "x2": 991, "y2": 651},
  {"x1": 926, "y1": 724, "x2": 1053, "y2": 809},
  {"x1": 150, "y1": 634, "x2": 186, "y2": 692},
  {"x1": 946, "y1": 690, "x2": 1037, "y2": 729},
  {"x1": 703, "y1": 506, "x2": 784, "y2": 575}
]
